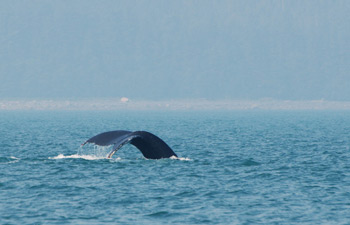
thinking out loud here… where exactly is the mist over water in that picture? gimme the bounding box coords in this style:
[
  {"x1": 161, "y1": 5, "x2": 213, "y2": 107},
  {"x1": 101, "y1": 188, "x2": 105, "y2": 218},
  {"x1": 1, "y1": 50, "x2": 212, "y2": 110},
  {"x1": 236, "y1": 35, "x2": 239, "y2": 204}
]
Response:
[{"x1": 1, "y1": 111, "x2": 350, "y2": 224}]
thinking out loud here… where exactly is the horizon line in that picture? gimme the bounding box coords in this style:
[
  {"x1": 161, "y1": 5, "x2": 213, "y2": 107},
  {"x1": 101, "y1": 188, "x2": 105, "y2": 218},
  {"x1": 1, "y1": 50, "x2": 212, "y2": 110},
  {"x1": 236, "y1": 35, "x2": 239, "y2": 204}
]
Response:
[{"x1": 1, "y1": 99, "x2": 350, "y2": 111}]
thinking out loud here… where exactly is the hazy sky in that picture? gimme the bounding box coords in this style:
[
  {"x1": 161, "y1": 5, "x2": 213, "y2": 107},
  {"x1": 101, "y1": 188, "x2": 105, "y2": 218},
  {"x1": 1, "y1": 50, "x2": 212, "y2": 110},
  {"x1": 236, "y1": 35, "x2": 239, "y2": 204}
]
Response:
[{"x1": 0, "y1": 0, "x2": 349, "y2": 100}]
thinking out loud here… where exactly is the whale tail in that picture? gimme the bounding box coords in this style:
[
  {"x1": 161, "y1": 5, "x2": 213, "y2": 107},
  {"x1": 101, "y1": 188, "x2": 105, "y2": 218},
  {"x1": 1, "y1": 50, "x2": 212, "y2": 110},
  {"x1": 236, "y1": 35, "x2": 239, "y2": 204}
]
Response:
[{"x1": 83, "y1": 130, "x2": 177, "y2": 159}]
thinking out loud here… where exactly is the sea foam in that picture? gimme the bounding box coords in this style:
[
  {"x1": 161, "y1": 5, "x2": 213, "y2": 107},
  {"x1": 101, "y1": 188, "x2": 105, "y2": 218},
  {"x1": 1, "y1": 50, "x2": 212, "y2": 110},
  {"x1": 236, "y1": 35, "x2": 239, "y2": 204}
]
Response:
[
  {"x1": 170, "y1": 155, "x2": 191, "y2": 161},
  {"x1": 49, "y1": 154, "x2": 111, "y2": 160}
]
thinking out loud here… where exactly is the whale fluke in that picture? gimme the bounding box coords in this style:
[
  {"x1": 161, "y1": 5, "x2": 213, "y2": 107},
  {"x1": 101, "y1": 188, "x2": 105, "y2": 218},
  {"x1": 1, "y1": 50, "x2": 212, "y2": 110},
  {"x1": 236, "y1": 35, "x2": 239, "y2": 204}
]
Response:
[{"x1": 83, "y1": 130, "x2": 177, "y2": 159}]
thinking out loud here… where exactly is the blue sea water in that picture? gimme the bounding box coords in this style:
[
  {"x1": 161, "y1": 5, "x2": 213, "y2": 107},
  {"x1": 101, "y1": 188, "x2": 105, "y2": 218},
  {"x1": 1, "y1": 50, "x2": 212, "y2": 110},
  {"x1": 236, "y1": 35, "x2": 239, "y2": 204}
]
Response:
[{"x1": 1, "y1": 111, "x2": 350, "y2": 224}]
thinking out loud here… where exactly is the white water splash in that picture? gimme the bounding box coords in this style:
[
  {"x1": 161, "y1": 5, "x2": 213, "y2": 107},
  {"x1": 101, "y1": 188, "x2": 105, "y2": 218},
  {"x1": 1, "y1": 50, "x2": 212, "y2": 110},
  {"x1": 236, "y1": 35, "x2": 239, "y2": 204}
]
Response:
[
  {"x1": 49, "y1": 154, "x2": 112, "y2": 160},
  {"x1": 78, "y1": 144, "x2": 113, "y2": 157},
  {"x1": 48, "y1": 144, "x2": 119, "y2": 160},
  {"x1": 170, "y1": 156, "x2": 191, "y2": 161},
  {"x1": 50, "y1": 154, "x2": 189, "y2": 161}
]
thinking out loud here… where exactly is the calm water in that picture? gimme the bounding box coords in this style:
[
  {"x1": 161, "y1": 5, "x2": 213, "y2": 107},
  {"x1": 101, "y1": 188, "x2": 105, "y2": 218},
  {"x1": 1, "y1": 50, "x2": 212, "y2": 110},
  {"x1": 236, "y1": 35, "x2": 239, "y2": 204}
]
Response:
[{"x1": 1, "y1": 111, "x2": 350, "y2": 224}]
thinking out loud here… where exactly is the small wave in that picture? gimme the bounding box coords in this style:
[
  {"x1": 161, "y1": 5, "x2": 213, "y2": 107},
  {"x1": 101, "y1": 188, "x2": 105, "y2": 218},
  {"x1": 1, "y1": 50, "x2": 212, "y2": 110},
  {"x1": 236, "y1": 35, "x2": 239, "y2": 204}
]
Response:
[
  {"x1": 9, "y1": 156, "x2": 20, "y2": 163},
  {"x1": 0, "y1": 156, "x2": 20, "y2": 164},
  {"x1": 170, "y1": 156, "x2": 191, "y2": 161},
  {"x1": 241, "y1": 159, "x2": 260, "y2": 166},
  {"x1": 146, "y1": 211, "x2": 171, "y2": 218},
  {"x1": 49, "y1": 154, "x2": 110, "y2": 160}
]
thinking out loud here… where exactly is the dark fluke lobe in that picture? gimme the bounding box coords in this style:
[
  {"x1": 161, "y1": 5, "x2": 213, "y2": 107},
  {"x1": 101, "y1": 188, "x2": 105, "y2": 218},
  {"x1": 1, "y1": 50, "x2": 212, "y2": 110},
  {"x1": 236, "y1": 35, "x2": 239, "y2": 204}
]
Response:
[{"x1": 83, "y1": 130, "x2": 177, "y2": 159}]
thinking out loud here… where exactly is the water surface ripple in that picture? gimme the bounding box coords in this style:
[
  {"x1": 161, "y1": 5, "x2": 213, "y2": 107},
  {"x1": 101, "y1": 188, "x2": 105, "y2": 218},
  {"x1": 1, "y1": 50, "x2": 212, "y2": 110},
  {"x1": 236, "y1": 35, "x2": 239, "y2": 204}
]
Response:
[{"x1": 1, "y1": 111, "x2": 350, "y2": 224}]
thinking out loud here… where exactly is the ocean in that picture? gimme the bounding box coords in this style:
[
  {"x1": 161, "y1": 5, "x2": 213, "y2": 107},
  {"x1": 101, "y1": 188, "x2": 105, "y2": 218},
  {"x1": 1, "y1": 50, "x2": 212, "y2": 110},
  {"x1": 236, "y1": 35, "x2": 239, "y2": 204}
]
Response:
[{"x1": 1, "y1": 111, "x2": 350, "y2": 224}]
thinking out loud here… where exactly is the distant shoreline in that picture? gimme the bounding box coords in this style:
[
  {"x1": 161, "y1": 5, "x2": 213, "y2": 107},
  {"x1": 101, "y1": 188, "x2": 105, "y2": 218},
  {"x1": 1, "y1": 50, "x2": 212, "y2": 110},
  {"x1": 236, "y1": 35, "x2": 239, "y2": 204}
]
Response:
[{"x1": 1, "y1": 99, "x2": 350, "y2": 111}]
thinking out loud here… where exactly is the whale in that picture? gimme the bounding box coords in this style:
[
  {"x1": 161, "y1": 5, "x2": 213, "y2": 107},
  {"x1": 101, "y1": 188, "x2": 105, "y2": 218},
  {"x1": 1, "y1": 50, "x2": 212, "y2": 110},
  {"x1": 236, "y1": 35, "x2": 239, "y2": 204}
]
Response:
[{"x1": 82, "y1": 130, "x2": 177, "y2": 159}]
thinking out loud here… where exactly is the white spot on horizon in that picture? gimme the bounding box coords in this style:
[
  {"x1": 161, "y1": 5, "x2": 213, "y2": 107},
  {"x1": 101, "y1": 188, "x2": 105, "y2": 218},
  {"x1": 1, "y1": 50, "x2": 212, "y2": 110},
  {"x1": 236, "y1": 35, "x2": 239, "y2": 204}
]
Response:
[{"x1": 120, "y1": 97, "x2": 129, "y2": 103}]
